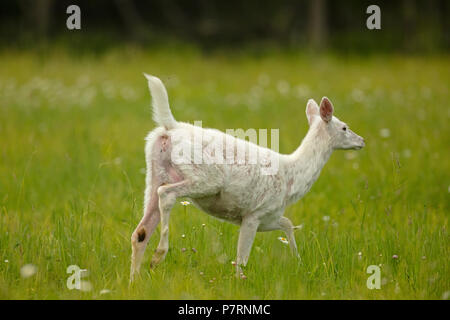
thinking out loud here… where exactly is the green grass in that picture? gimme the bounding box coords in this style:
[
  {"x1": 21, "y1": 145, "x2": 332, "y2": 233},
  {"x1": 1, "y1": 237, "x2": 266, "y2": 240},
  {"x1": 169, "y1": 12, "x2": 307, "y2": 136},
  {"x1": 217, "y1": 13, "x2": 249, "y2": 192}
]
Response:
[{"x1": 0, "y1": 47, "x2": 448, "y2": 299}]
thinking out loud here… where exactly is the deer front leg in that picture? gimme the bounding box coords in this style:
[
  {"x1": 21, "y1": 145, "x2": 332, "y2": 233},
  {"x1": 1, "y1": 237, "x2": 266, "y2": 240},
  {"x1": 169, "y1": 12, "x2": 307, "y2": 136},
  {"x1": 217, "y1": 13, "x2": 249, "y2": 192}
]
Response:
[
  {"x1": 235, "y1": 216, "x2": 259, "y2": 278},
  {"x1": 278, "y1": 216, "x2": 300, "y2": 258}
]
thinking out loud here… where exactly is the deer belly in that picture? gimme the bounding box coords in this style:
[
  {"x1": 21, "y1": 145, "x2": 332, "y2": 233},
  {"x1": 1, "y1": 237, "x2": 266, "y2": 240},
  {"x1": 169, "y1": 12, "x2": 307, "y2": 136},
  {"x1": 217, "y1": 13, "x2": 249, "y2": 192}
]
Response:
[{"x1": 190, "y1": 192, "x2": 244, "y2": 225}]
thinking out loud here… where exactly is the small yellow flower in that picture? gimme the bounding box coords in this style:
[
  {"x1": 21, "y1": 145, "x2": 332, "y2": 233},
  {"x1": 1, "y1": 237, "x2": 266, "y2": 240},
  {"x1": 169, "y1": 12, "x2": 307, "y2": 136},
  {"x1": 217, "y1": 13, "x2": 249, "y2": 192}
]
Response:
[
  {"x1": 180, "y1": 201, "x2": 190, "y2": 206},
  {"x1": 278, "y1": 236, "x2": 289, "y2": 244}
]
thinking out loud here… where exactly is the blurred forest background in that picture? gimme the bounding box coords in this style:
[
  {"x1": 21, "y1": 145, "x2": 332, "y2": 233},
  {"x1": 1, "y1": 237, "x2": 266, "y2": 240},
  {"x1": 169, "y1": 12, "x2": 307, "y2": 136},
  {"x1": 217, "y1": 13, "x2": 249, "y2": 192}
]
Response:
[{"x1": 0, "y1": 0, "x2": 448, "y2": 53}]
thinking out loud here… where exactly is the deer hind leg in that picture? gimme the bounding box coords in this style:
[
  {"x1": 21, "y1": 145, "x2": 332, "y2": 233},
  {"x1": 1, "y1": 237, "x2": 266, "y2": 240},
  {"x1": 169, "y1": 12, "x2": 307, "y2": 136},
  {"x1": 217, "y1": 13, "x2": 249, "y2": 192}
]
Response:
[
  {"x1": 150, "y1": 180, "x2": 220, "y2": 268},
  {"x1": 130, "y1": 183, "x2": 160, "y2": 282},
  {"x1": 149, "y1": 182, "x2": 183, "y2": 268},
  {"x1": 130, "y1": 132, "x2": 177, "y2": 281}
]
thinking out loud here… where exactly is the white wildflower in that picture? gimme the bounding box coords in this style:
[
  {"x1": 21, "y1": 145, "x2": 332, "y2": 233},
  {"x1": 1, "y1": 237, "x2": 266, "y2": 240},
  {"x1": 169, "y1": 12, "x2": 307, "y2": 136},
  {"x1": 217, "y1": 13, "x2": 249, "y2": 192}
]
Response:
[
  {"x1": 20, "y1": 264, "x2": 37, "y2": 278},
  {"x1": 277, "y1": 80, "x2": 290, "y2": 96},
  {"x1": 379, "y1": 128, "x2": 391, "y2": 138},
  {"x1": 345, "y1": 151, "x2": 358, "y2": 160}
]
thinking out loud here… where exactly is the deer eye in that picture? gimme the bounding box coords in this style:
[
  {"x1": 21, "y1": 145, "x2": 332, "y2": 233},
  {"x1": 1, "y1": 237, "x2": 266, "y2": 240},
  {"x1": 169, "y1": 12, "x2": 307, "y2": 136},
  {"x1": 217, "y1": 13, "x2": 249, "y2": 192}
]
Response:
[{"x1": 342, "y1": 127, "x2": 347, "y2": 131}]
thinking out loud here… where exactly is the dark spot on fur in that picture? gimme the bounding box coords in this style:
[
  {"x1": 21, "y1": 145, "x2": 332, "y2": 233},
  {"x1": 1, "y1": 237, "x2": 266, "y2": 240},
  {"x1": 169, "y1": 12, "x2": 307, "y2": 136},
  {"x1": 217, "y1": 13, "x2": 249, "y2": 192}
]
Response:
[{"x1": 137, "y1": 228, "x2": 146, "y2": 242}]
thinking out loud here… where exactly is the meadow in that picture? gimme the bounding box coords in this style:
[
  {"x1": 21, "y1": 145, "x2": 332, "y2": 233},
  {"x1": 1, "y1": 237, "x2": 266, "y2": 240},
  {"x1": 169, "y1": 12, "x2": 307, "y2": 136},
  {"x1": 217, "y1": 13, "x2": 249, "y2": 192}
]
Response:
[{"x1": 0, "y1": 47, "x2": 448, "y2": 299}]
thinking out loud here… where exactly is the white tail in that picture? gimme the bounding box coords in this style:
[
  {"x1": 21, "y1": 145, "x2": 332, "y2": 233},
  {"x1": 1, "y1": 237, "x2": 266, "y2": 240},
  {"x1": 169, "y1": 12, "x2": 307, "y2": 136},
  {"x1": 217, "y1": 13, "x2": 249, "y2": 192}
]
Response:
[{"x1": 143, "y1": 73, "x2": 177, "y2": 130}]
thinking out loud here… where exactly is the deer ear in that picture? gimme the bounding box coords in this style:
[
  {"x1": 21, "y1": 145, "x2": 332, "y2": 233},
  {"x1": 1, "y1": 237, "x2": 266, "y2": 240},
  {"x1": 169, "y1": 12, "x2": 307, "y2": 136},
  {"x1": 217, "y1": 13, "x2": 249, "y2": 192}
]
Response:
[
  {"x1": 306, "y1": 99, "x2": 319, "y2": 126},
  {"x1": 320, "y1": 97, "x2": 334, "y2": 123}
]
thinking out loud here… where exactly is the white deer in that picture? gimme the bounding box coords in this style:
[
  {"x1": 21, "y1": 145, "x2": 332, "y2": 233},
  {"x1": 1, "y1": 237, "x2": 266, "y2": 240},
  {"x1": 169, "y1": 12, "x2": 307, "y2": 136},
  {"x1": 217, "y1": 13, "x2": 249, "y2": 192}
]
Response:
[{"x1": 130, "y1": 74, "x2": 365, "y2": 281}]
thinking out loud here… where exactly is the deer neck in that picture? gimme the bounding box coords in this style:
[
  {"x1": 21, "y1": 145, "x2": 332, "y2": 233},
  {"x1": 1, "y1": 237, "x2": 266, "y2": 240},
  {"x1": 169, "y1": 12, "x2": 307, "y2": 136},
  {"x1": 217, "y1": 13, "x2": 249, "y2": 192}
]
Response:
[{"x1": 284, "y1": 124, "x2": 333, "y2": 203}]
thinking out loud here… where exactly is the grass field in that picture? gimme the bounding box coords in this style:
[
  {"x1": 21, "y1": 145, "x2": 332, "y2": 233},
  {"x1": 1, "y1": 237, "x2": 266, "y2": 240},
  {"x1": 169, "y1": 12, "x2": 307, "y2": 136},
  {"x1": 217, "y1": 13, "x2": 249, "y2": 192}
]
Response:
[{"x1": 0, "y1": 47, "x2": 448, "y2": 299}]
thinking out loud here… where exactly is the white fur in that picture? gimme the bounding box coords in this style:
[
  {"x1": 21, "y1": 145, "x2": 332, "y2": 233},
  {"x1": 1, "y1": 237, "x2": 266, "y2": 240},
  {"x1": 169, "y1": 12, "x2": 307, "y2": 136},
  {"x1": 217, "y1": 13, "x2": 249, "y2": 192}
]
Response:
[{"x1": 130, "y1": 75, "x2": 365, "y2": 281}]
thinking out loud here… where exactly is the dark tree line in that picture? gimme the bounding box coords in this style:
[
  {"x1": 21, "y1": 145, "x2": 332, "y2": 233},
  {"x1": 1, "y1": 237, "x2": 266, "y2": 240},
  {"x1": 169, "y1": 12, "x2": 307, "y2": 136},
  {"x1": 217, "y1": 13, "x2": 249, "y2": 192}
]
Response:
[{"x1": 0, "y1": 0, "x2": 448, "y2": 52}]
